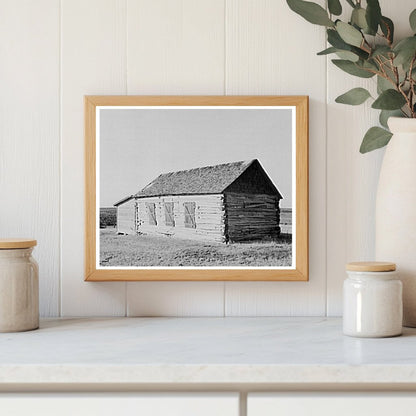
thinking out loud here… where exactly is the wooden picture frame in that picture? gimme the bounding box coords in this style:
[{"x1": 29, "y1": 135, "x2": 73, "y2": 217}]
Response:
[{"x1": 85, "y1": 96, "x2": 308, "y2": 281}]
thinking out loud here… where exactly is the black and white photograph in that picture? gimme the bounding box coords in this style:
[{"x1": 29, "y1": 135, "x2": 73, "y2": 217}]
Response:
[{"x1": 97, "y1": 105, "x2": 295, "y2": 269}]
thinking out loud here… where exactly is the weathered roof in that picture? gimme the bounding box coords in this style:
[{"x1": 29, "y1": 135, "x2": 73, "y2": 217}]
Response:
[
  {"x1": 113, "y1": 195, "x2": 134, "y2": 207},
  {"x1": 133, "y1": 159, "x2": 281, "y2": 198}
]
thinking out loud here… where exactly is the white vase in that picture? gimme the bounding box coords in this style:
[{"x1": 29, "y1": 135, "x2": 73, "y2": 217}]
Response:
[{"x1": 375, "y1": 117, "x2": 416, "y2": 327}]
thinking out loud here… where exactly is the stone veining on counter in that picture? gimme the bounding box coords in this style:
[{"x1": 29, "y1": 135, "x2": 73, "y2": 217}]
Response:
[{"x1": 1, "y1": 317, "x2": 416, "y2": 386}]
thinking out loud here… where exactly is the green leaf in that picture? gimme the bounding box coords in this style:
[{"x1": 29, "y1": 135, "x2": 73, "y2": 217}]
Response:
[
  {"x1": 335, "y1": 87, "x2": 371, "y2": 105},
  {"x1": 376, "y1": 67, "x2": 404, "y2": 94},
  {"x1": 372, "y1": 89, "x2": 407, "y2": 110},
  {"x1": 335, "y1": 50, "x2": 359, "y2": 62},
  {"x1": 351, "y1": 7, "x2": 368, "y2": 32},
  {"x1": 371, "y1": 46, "x2": 392, "y2": 58},
  {"x1": 366, "y1": 0, "x2": 382, "y2": 35},
  {"x1": 379, "y1": 110, "x2": 402, "y2": 129},
  {"x1": 327, "y1": 29, "x2": 369, "y2": 59},
  {"x1": 332, "y1": 59, "x2": 375, "y2": 78},
  {"x1": 410, "y1": 9, "x2": 416, "y2": 32},
  {"x1": 336, "y1": 21, "x2": 363, "y2": 47},
  {"x1": 360, "y1": 127, "x2": 392, "y2": 153},
  {"x1": 328, "y1": 0, "x2": 342, "y2": 16},
  {"x1": 317, "y1": 46, "x2": 358, "y2": 61},
  {"x1": 394, "y1": 36, "x2": 416, "y2": 70},
  {"x1": 362, "y1": 59, "x2": 379, "y2": 71},
  {"x1": 317, "y1": 47, "x2": 338, "y2": 55},
  {"x1": 349, "y1": 47, "x2": 368, "y2": 60},
  {"x1": 380, "y1": 16, "x2": 394, "y2": 44},
  {"x1": 327, "y1": 29, "x2": 348, "y2": 48},
  {"x1": 287, "y1": 0, "x2": 334, "y2": 27},
  {"x1": 377, "y1": 75, "x2": 392, "y2": 94}
]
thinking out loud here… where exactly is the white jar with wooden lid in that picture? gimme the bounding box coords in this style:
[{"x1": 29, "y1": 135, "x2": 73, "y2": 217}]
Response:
[
  {"x1": 0, "y1": 239, "x2": 39, "y2": 332},
  {"x1": 343, "y1": 262, "x2": 402, "y2": 338}
]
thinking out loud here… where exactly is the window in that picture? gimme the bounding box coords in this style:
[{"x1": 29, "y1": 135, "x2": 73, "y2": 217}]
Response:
[
  {"x1": 146, "y1": 202, "x2": 157, "y2": 225},
  {"x1": 164, "y1": 202, "x2": 175, "y2": 226},
  {"x1": 184, "y1": 202, "x2": 196, "y2": 228}
]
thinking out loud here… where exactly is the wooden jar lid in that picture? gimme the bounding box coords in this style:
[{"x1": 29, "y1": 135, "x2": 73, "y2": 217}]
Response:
[
  {"x1": 0, "y1": 239, "x2": 37, "y2": 249},
  {"x1": 346, "y1": 261, "x2": 396, "y2": 272}
]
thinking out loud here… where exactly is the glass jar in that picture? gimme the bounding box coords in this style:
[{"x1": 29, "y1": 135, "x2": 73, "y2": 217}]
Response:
[
  {"x1": 0, "y1": 239, "x2": 39, "y2": 332},
  {"x1": 343, "y1": 262, "x2": 402, "y2": 338}
]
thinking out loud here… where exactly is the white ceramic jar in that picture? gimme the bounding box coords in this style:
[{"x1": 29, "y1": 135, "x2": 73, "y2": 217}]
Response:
[
  {"x1": 343, "y1": 262, "x2": 402, "y2": 338},
  {"x1": 0, "y1": 239, "x2": 39, "y2": 332}
]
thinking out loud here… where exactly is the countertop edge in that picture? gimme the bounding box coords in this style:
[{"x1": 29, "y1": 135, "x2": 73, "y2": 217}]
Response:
[{"x1": 1, "y1": 364, "x2": 416, "y2": 385}]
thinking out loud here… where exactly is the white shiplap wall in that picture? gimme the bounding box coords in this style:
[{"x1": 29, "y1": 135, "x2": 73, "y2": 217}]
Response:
[
  {"x1": 0, "y1": 1, "x2": 60, "y2": 316},
  {"x1": 0, "y1": 0, "x2": 413, "y2": 317}
]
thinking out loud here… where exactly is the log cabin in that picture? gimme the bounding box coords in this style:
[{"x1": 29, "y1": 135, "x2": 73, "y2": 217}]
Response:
[{"x1": 114, "y1": 159, "x2": 283, "y2": 243}]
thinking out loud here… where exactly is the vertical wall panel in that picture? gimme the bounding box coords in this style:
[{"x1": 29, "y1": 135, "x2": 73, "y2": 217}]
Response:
[
  {"x1": 6, "y1": 0, "x2": 409, "y2": 317},
  {"x1": 0, "y1": 1, "x2": 60, "y2": 316},
  {"x1": 127, "y1": 0, "x2": 225, "y2": 95},
  {"x1": 326, "y1": 0, "x2": 416, "y2": 316},
  {"x1": 127, "y1": 282, "x2": 225, "y2": 317},
  {"x1": 61, "y1": 0, "x2": 127, "y2": 316},
  {"x1": 224, "y1": 0, "x2": 327, "y2": 315},
  {"x1": 125, "y1": 0, "x2": 226, "y2": 316}
]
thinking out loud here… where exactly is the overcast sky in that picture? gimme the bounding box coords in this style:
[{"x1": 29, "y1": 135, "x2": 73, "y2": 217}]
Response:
[{"x1": 99, "y1": 108, "x2": 293, "y2": 208}]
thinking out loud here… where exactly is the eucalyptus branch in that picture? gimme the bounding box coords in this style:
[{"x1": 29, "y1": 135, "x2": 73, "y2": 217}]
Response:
[
  {"x1": 374, "y1": 56, "x2": 385, "y2": 72},
  {"x1": 390, "y1": 59, "x2": 400, "y2": 86},
  {"x1": 362, "y1": 37, "x2": 373, "y2": 53},
  {"x1": 287, "y1": 0, "x2": 416, "y2": 152},
  {"x1": 377, "y1": 25, "x2": 393, "y2": 48},
  {"x1": 397, "y1": 83, "x2": 413, "y2": 117},
  {"x1": 375, "y1": 58, "x2": 398, "y2": 88}
]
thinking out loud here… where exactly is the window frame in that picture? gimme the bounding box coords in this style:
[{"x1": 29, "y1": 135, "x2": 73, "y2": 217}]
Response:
[
  {"x1": 146, "y1": 202, "x2": 157, "y2": 226},
  {"x1": 183, "y1": 202, "x2": 196, "y2": 229},
  {"x1": 164, "y1": 201, "x2": 175, "y2": 227}
]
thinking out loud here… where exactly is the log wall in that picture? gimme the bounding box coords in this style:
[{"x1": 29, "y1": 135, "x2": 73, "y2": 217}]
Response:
[
  {"x1": 116, "y1": 198, "x2": 136, "y2": 234},
  {"x1": 224, "y1": 192, "x2": 280, "y2": 242},
  {"x1": 136, "y1": 194, "x2": 226, "y2": 243}
]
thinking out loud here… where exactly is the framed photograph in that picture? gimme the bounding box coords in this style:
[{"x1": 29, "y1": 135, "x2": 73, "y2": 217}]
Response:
[{"x1": 85, "y1": 96, "x2": 308, "y2": 281}]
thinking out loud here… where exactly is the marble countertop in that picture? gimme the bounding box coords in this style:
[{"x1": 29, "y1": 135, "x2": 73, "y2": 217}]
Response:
[{"x1": 1, "y1": 317, "x2": 416, "y2": 388}]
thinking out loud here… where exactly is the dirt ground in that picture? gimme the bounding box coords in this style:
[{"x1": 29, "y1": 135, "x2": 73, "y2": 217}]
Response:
[{"x1": 99, "y1": 229, "x2": 292, "y2": 267}]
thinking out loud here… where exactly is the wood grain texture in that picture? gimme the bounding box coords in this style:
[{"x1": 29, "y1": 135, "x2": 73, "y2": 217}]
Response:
[
  {"x1": 0, "y1": 1, "x2": 60, "y2": 317},
  {"x1": 85, "y1": 96, "x2": 308, "y2": 282},
  {"x1": 224, "y1": 0, "x2": 325, "y2": 315},
  {"x1": 326, "y1": 0, "x2": 416, "y2": 316},
  {"x1": 61, "y1": 0, "x2": 127, "y2": 316},
  {"x1": 346, "y1": 262, "x2": 396, "y2": 272},
  {"x1": 0, "y1": 240, "x2": 37, "y2": 249}
]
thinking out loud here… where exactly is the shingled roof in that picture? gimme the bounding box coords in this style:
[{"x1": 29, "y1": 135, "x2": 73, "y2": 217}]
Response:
[{"x1": 133, "y1": 159, "x2": 281, "y2": 198}]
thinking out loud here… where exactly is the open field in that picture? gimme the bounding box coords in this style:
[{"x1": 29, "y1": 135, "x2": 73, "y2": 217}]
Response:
[{"x1": 100, "y1": 229, "x2": 292, "y2": 267}]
